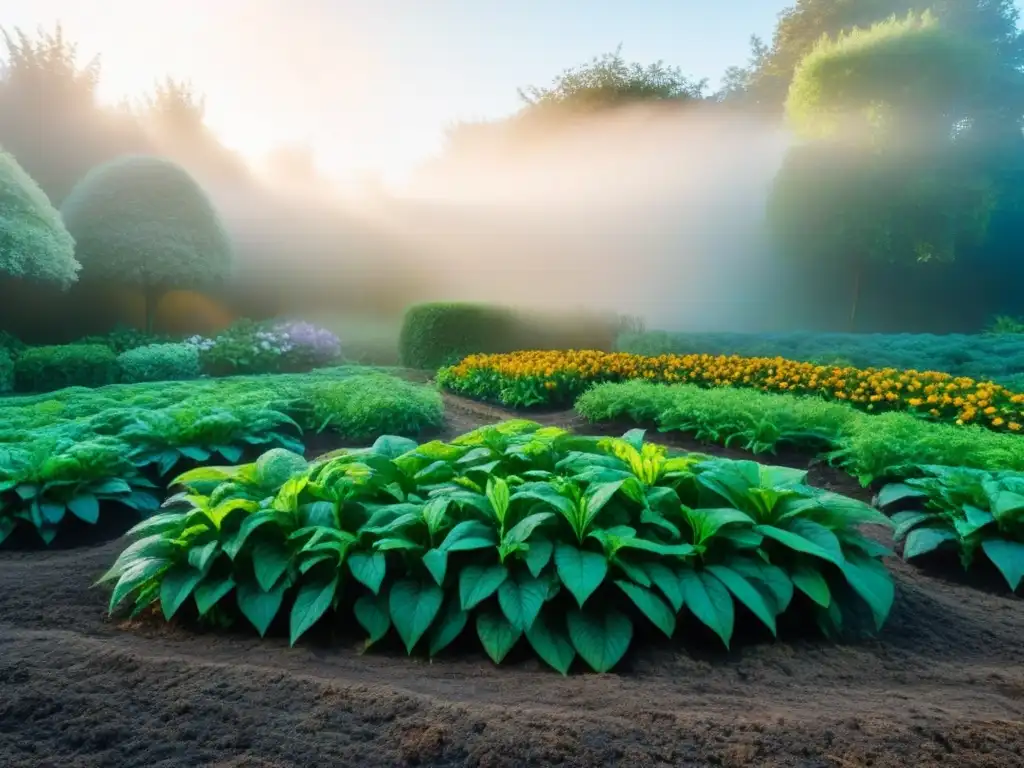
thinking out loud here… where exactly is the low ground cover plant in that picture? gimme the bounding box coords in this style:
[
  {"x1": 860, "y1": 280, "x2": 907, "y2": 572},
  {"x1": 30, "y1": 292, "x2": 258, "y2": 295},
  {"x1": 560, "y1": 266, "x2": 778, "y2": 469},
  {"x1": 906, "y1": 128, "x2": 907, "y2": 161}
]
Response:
[
  {"x1": 0, "y1": 369, "x2": 443, "y2": 546},
  {"x1": 878, "y1": 466, "x2": 1024, "y2": 592},
  {"x1": 440, "y1": 349, "x2": 1024, "y2": 433},
  {"x1": 618, "y1": 330, "x2": 1024, "y2": 383},
  {"x1": 101, "y1": 420, "x2": 895, "y2": 673},
  {"x1": 575, "y1": 380, "x2": 1024, "y2": 484}
]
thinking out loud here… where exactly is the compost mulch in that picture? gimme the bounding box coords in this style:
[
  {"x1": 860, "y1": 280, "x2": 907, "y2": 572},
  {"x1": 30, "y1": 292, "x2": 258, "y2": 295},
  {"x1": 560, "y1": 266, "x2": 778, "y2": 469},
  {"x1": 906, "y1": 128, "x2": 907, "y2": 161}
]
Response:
[{"x1": 1, "y1": 393, "x2": 1022, "y2": 767}]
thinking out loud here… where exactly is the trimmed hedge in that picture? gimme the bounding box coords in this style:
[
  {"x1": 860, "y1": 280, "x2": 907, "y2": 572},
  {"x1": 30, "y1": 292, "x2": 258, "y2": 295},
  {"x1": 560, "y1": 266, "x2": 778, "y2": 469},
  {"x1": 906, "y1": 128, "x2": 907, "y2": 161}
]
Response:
[
  {"x1": 117, "y1": 343, "x2": 202, "y2": 383},
  {"x1": 14, "y1": 344, "x2": 118, "y2": 393},
  {"x1": 399, "y1": 302, "x2": 619, "y2": 370}
]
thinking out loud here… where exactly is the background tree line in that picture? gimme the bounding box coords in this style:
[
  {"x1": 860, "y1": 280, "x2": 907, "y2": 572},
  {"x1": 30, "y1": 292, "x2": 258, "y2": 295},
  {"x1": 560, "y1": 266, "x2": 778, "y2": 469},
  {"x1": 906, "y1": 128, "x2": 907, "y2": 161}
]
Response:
[{"x1": 1, "y1": 1, "x2": 1023, "y2": 339}]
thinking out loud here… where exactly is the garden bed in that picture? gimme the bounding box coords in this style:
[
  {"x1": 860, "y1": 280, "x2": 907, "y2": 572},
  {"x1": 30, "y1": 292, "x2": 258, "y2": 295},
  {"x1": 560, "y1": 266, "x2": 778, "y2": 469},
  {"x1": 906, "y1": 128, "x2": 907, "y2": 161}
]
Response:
[{"x1": 1, "y1": 396, "x2": 1022, "y2": 766}]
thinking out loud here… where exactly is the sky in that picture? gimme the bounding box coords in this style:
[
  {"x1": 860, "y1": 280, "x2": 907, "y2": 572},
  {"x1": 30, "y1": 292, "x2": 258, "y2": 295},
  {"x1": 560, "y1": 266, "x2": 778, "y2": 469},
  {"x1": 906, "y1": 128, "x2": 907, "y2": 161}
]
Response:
[{"x1": 0, "y1": 0, "x2": 785, "y2": 187}]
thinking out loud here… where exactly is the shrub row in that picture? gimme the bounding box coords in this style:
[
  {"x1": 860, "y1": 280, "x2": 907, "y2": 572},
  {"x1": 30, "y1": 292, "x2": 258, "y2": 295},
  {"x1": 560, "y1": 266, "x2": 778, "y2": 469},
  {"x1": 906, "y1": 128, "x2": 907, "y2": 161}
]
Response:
[
  {"x1": 0, "y1": 369, "x2": 444, "y2": 546},
  {"x1": 439, "y1": 349, "x2": 1024, "y2": 433},
  {"x1": 2, "y1": 319, "x2": 347, "y2": 393},
  {"x1": 399, "y1": 303, "x2": 624, "y2": 370},
  {"x1": 618, "y1": 330, "x2": 1024, "y2": 382},
  {"x1": 101, "y1": 420, "x2": 895, "y2": 673},
  {"x1": 573, "y1": 380, "x2": 1024, "y2": 483}
]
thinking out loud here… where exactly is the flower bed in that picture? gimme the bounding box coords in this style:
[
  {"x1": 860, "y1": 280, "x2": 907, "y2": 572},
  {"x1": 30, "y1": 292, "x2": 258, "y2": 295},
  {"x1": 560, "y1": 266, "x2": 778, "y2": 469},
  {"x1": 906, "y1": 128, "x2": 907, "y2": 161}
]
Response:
[{"x1": 439, "y1": 350, "x2": 1024, "y2": 432}]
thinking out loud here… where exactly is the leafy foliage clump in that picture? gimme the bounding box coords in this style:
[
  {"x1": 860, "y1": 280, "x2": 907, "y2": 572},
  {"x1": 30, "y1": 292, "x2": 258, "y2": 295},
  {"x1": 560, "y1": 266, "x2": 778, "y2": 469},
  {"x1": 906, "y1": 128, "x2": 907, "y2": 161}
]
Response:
[
  {"x1": 399, "y1": 303, "x2": 620, "y2": 370},
  {"x1": 189, "y1": 319, "x2": 342, "y2": 376},
  {"x1": 117, "y1": 343, "x2": 201, "y2": 384},
  {"x1": 0, "y1": 148, "x2": 79, "y2": 287},
  {"x1": 101, "y1": 421, "x2": 895, "y2": 673},
  {"x1": 575, "y1": 381, "x2": 1024, "y2": 484},
  {"x1": 878, "y1": 466, "x2": 1024, "y2": 592},
  {"x1": 14, "y1": 344, "x2": 117, "y2": 392},
  {"x1": 0, "y1": 369, "x2": 444, "y2": 546}
]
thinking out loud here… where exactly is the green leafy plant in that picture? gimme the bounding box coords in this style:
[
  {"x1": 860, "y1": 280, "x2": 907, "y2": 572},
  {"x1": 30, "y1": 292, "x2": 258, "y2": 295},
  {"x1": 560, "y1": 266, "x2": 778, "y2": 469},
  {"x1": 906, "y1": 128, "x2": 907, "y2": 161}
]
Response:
[
  {"x1": 80, "y1": 326, "x2": 173, "y2": 354},
  {"x1": 0, "y1": 435, "x2": 159, "y2": 545},
  {"x1": 878, "y1": 465, "x2": 1024, "y2": 591},
  {"x1": 117, "y1": 343, "x2": 201, "y2": 384},
  {"x1": 14, "y1": 344, "x2": 117, "y2": 393},
  {"x1": 101, "y1": 421, "x2": 895, "y2": 673}
]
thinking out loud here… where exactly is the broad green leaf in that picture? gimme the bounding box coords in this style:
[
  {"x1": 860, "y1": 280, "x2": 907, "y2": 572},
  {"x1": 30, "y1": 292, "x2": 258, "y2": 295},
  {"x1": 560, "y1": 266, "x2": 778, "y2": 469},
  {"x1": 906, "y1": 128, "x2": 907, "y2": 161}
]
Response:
[
  {"x1": 92, "y1": 478, "x2": 133, "y2": 495},
  {"x1": 790, "y1": 562, "x2": 831, "y2": 608},
  {"x1": 459, "y1": 564, "x2": 509, "y2": 611},
  {"x1": 108, "y1": 557, "x2": 169, "y2": 612},
  {"x1": 497, "y1": 572, "x2": 548, "y2": 631},
  {"x1": 524, "y1": 537, "x2": 554, "y2": 577},
  {"x1": 503, "y1": 512, "x2": 554, "y2": 548},
  {"x1": 194, "y1": 576, "x2": 234, "y2": 615},
  {"x1": 422, "y1": 548, "x2": 448, "y2": 585},
  {"x1": 421, "y1": 497, "x2": 450, "y2": 536},
  {"x1": 290, "y1": 575, "x2": 339, "y2": 645},
  {"x1": 428, "y1": 599, "x2": 468, "y2": 656},
  {"x1": 252, "y1": 539, "x2": 290, "y2": 591},
  {"x1": 566, "y1": 608, "x2": 633, "y2": 673},
  {"x1": 525, "y1": 612, "x2": 576, "y2": 675},
  {"x1": 706, "y1": 565, "x2": 777, "y2": 634},
  {"x1": 476, "y1": 610, "x2": 521, "y2": 664},
  {"x1": 614, "y1": 557, "x2": 652, "y2": 587},
  {"x1": 684, "y1": 507, "x2": 755, "y2": 545},
  {"x1": 223, "y1": 511, "x2": 277, "y2": 559},
  {"x1": 215, "y1": 445, "x2": 244, "y2": 463},
  {"x1": 727, "y1": 558, "x2": 793, "y2": 612},
  {"x1": 68, "y1": 494, "x2": 99, "y2": 524},
  {"x1": 981, "y1": 539, "x2": 1024, "y2": 591},
  {"x1": 991, "y1": 490, "x2": 1024, "y2": 524},
  {"x1": 582, "y1": 480, "x2": 627, "y2": 527},
  {"x1": 438, "y1": 520, "x2": 497, "y2": 552},
  {"x1": 160, "y1": 564, "x2": 204, "y2": 620},
  {"x1": 348, "y1": 551, "x2": 386, "y2": 594},
  {"x1": 554, "y1": 544, "x2": 608, "y2": 607},
  {"x1": 641, "y1": 561, "x2": 684, "y2": 612},
  {"x1": 511, "y1": 484, "x2": 575, "y2": 516},
  {"x1": 486, "y1": 477, "x2": 511, "y2": 522},
  {"x1": 955, "y1": 506, "x2": 996, "y2": 538},
  {"x1": 187, "y1": 540, "x2": 220, "y2": 572},
  {"x1": 614, "y1": 580, "x2": 676, "y2": 637},
  {"x1": 839, "y1": 553, "x2": 895, "y2": 631},
  {"x1": 903, "y1": 527, "x2": 957, "y2": 560},
  {"x1": 389, "y1": 580, "x2": 444, "y2": 653},
  {"x1": 755, "y1": 522, "x2": 843, "y2": 565},
  {"x1": 125, "y1": 511, "x2": 186, "y2": 538},
  {"x1": 354, "y1": 591, "x2": 391, "y2": 646},
  {"x1": 371, "y1": 435, "x2": 419, "y2": 459},
  {"x1": 374, "y1": 537, "x2": 422, "y2": 552},
  {"x1": 876, "y1": 483, "x2": 926, "y2": 508},
  {"x1": 40, "y1": 501, "x2": 66, "y2": 525},
  {"x1": 678, "y1": 569, "x2": 734, "y2": 648},
  {"x1": 891, "y1": 510, "x2": 935, "y2": 541},
  {"x1": 237, "y1": 579, "x2": 286, "y2": 636}
]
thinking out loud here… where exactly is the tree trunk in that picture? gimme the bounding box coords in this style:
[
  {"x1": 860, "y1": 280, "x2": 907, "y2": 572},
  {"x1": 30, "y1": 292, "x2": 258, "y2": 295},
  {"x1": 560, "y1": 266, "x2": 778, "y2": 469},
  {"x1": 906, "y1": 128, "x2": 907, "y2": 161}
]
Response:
[{"x1": 143, "y1": 286, "x2": 161, "y2": 334}]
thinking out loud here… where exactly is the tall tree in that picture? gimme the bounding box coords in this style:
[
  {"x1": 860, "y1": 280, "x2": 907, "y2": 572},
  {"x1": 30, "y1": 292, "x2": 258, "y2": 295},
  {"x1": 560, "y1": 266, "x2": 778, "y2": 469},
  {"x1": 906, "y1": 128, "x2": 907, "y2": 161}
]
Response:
[{"x1": 767, "y1": 13, "x2": 999, "y2": 328}]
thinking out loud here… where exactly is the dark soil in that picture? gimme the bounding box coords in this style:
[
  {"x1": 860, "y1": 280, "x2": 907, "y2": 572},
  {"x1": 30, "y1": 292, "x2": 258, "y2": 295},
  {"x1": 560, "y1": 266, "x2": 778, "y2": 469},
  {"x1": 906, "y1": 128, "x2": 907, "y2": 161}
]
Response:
[{"x1": 2, "y1": 393, "x2": 1023, "y2": 767}]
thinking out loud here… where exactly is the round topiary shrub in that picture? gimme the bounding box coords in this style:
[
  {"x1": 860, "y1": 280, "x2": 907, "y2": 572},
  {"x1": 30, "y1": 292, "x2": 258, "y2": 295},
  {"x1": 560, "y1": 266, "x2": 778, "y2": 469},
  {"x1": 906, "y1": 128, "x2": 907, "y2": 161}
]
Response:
[
  {"x1": 0, "y1": 149, "x2": 79, "y2": 287},
  {"x1": 60, "y1": 155, "x2": 233, "y2": 332},
  {"x1": 116, "y1": 342, "x2": 202, "y2": 384}
]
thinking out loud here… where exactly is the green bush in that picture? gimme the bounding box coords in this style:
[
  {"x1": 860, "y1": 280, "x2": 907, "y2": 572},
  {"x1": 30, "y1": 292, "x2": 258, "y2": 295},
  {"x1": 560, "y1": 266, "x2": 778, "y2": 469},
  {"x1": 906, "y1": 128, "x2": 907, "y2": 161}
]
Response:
[
  {"x1": 0, "y1": 349, "x2": 12, "y2": 393},
  {"x1": 575, "y1": 381, "x2": 1024, "y2": 483},
  {"x1": 0, "y1": 148, "x2": 80, "y2": 287},
  {"x1": 117, "y1": 343, "x2": 201, "y2": 384},
  {"x1": 101, "y1": 421, "x2": 895, "y2": 671},
  {"x1": 309, "y1": 374, "x2": 444, "y2": 438},
  {"x1": 80, "y1": 326, "x2": 172, "y2": 355},
  {"x1": 60, "y1": 155, "x2": 233, "y2": 332},
  {"x1": 14, "y1": 344, "x2": 117, "y2": 393},
  {"x1": 399, "y1": 303, "x2": 619, "y2": 370}
]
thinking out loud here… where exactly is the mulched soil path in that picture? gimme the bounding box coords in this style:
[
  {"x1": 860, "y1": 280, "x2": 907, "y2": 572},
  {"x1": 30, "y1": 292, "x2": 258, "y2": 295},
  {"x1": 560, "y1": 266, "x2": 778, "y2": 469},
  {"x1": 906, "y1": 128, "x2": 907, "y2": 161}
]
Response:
[{"x1": 1, "y1": 393, "x2": 1022, "y2": 767}]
